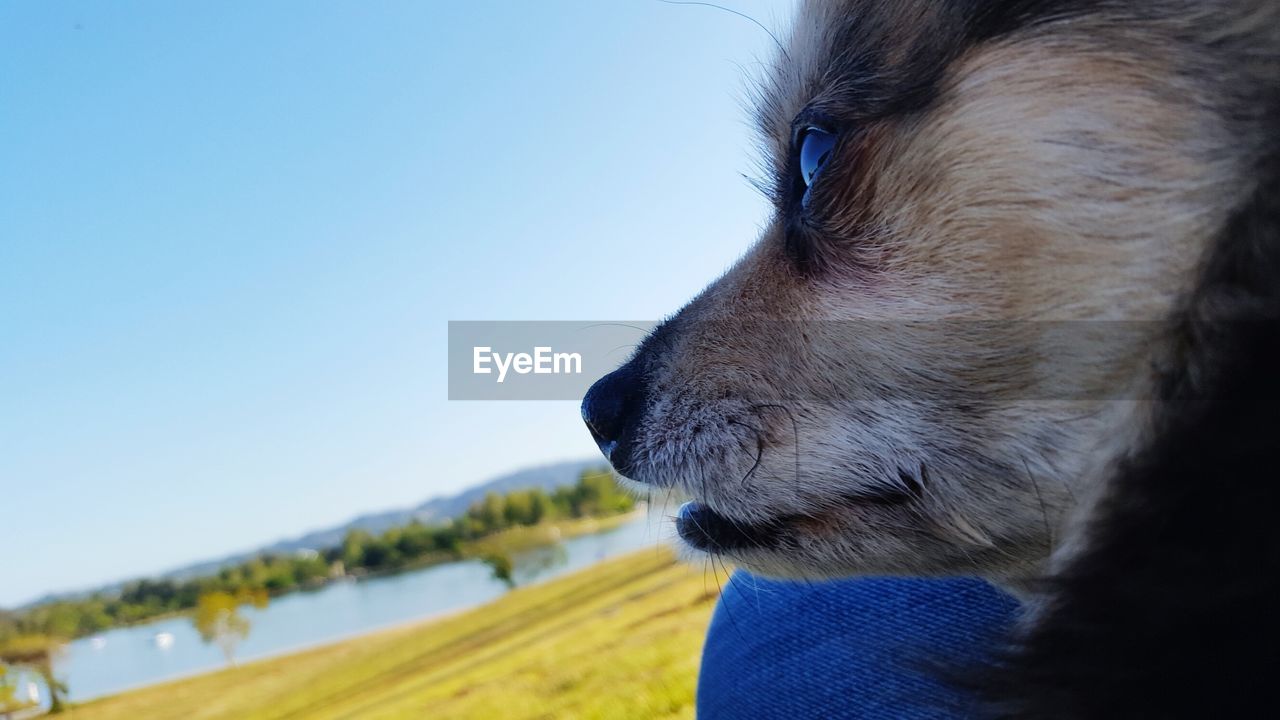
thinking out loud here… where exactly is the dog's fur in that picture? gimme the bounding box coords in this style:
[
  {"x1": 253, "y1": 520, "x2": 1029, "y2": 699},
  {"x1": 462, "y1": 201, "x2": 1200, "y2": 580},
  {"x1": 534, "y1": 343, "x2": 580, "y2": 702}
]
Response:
[{"x1": 588, "y1": 0, "x2": 1279, "y2": 714}]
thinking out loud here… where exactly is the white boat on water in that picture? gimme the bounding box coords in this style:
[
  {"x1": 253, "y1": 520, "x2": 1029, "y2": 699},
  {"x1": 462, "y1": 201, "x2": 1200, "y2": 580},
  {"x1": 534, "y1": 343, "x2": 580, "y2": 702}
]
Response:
[
  {"x1": 89, "y1": 636, "x2": 107, "y2": 650},
  {"x1": 152, "y1": 632, "x2": 175, "y2": 649}
]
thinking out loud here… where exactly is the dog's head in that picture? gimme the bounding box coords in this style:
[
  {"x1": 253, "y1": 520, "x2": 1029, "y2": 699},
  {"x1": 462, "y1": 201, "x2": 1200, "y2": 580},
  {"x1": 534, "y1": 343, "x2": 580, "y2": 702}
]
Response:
[{"x1": 583, "y1": 0, "x2": 1276, "y2": 582}]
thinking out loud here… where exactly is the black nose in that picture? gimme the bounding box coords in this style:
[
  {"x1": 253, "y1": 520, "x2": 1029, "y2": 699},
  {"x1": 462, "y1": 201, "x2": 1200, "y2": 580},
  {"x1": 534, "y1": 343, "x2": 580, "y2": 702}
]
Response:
[{"x1": 581, "y1": 363, "x2": 647, "y2": 476}]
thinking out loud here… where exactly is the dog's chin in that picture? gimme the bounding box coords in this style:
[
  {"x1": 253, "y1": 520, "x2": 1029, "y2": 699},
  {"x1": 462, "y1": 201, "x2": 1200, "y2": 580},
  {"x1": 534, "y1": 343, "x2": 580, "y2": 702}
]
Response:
[
  {"x1": 674, "y1": 482, "x2": 918, "y2": 561},
  {"x1": 674, "y1": 501, "x2": 784, "y2": 552},
  {"x1": 672, "y1": 503, "x2": 848, "y2": 579}
]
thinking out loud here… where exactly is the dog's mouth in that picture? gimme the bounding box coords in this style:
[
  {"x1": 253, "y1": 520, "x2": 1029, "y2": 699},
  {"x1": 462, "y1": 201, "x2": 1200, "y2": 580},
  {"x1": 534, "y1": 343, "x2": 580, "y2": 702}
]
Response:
[
  {"x1": 675, "y1": 487, "x2": 917, "y2": 553},
  {"x1": 675, "y1": 502, "x2": 783, "y2": 552}
]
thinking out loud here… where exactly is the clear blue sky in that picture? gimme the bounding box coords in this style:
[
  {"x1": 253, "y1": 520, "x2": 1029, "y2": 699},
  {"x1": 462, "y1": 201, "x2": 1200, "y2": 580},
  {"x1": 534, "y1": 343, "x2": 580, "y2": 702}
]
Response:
[{"x1": 0, "y1": 1, "x2": 789, "y2": 606}]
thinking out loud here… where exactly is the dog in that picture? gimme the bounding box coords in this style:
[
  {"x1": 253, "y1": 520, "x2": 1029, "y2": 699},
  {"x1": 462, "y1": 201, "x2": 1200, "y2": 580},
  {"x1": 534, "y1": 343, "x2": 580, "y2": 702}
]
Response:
[{"x1": 583, "y1": 1, "x2": 1279, "y2": 715}]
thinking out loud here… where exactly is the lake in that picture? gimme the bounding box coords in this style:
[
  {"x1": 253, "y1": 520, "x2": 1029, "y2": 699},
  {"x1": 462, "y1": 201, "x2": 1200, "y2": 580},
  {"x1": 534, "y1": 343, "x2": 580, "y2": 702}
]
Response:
[{"x1": 54, "y1": 514, "x2": 669, "y2": 702}]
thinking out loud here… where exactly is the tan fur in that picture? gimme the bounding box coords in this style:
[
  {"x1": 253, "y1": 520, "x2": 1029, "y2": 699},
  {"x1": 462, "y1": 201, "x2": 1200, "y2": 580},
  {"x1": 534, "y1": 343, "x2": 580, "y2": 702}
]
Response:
[{"x1": 624, "y1": 1, "x2": 1279, "y2": 586}]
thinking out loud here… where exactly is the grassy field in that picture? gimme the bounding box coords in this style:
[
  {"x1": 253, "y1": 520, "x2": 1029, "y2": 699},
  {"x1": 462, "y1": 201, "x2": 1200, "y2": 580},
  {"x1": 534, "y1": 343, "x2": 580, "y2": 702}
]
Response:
[{"x1": 66, "y1": 548, "x2": 728, "y2": 720}]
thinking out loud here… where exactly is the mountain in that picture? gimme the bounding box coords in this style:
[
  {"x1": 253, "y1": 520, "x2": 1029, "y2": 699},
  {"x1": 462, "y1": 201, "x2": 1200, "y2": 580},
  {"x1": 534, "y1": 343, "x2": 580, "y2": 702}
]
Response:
[{"x1": 163, "y1": 458, "x2": 606, "y2": 582}]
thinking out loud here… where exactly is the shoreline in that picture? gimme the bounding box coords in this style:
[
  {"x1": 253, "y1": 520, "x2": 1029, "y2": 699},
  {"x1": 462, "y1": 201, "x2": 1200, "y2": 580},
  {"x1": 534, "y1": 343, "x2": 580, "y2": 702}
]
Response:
[
  {"x1": 61, "y1": 510, "x2": 652, "y2": 704},
  {"x1": 70, "y1": 546, "x2": 720, "y2": 720},
  {"x1": 56, "y1": 510, "x2": 643, "y2": 645}
]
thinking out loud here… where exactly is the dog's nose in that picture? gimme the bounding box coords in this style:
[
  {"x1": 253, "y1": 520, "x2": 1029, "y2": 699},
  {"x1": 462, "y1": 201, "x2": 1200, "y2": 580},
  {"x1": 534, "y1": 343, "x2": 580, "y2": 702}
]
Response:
[{"x1": 581, "y1": 364, "x2": 646, "y2": 475}]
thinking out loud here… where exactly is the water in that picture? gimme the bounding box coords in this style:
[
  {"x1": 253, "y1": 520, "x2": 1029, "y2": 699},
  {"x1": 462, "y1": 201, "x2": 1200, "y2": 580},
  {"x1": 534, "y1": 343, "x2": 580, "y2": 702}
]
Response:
[{"x1": 54, "y1": 514, "x2": 668, "y2": 702}]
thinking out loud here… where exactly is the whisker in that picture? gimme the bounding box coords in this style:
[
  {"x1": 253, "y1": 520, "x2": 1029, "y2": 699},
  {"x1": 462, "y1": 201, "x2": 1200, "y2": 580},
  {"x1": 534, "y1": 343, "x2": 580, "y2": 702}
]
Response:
[
  {"x1": 654, "y1": 0, "x2": 789, "y2": 62},
  {"x1": 748, "y1": 402, "x2": 802, "y2": 487},
  {"x1": 577, "y1": 322, "x2": 651, "y2": 334},
  {"x1": 710, "y1": 553, "x2": 747, "y2": 643},
  {"x1": 1022, "y1": 455, "x2": 1056, "y2": 553},
  {"x1": 725, "y1": 418, "x2": 766, "y2": 486}
]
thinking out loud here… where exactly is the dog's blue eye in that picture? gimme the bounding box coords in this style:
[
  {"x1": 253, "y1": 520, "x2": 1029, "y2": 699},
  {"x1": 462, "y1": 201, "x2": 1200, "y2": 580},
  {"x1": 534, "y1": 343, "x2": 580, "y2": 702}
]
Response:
[{"x1": 799, "y1": 127, "x2": 837, "y2": 188}]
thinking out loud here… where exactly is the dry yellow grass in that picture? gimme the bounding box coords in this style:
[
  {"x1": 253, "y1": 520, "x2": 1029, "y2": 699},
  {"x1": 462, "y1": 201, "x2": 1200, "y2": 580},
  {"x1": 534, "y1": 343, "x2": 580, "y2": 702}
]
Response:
[{"x1": 66, "y1": 548, "x2": 728, "y2": 720}]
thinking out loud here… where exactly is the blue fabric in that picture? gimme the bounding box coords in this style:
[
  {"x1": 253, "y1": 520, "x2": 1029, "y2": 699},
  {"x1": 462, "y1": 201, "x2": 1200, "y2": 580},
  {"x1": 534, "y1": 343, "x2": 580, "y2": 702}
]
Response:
[{"x1": 697, "y1": 573, "x2": 1020, "y2": 719}]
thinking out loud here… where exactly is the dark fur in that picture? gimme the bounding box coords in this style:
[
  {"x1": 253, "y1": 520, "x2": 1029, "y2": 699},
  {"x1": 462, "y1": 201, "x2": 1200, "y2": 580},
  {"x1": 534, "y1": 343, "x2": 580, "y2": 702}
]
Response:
[{"x1": 979, "y1": 139, "x2": 1280, "y2": 717}]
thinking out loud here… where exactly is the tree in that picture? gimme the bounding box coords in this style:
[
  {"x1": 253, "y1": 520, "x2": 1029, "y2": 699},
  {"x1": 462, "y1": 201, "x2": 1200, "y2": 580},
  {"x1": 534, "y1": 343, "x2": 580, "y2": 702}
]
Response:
[
  {"x1": 191, "y1": 590, "x2": 266, "y2": 666},
  {"x1": 469, "y1": 492, "x2": 509, "y2": 533},
  {"x1": 550, "y1": 486, "x2": 578, "y2": 518},
  {"x1": 340, "y1": 529, "x2": 373, "y2": 570},
  {"x1": 575, "y1": 469, "x2": 636, "y2": 516},
  {"x1": 481, "y1": 553, "x2": 516, "y2": 589},
  {"x1": 503, "y1": 490, "x2": 535, "y2": 527},
  {"x1": 431, "y1": 525, "x2": 462, "y2": 554},
  {"x1": 395, "y1": 522, "x2": 433, "y2": 558},
  {"x1": 359, "y1": 537, "x2": 398, "y2": 570},
  {"x1": 528, "y1": 489, "x2": 552, "y2": 524},
  {"x1": 0, "y1": 635, "x2": 66, "y2": 714}
]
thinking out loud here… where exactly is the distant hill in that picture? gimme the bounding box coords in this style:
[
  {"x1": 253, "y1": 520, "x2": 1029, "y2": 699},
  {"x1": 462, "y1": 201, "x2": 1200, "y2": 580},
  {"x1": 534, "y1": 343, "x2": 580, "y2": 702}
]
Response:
[{"x1": 159, "y1": 458, "x2": 606, "y2": 582}]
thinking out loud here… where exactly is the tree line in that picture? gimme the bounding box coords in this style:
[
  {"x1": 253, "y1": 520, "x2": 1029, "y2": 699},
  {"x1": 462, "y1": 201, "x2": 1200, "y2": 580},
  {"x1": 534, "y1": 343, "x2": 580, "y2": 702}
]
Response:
[{"x1": 0, "y1": 469, "x2": 632, "y2": 645}]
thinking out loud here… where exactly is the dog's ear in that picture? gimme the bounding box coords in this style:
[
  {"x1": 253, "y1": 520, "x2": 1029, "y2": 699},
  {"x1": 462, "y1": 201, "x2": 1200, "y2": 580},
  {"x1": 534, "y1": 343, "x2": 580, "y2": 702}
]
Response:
[{"x1": 976, "y1": 140, "x2": 1280, "y2": 718}]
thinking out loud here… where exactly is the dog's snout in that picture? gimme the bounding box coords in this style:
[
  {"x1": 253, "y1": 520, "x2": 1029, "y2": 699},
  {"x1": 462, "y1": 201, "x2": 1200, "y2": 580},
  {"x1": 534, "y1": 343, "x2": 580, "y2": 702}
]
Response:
[{"x1": 581, "y1": 364, "x2": 647, "y2": 477}]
